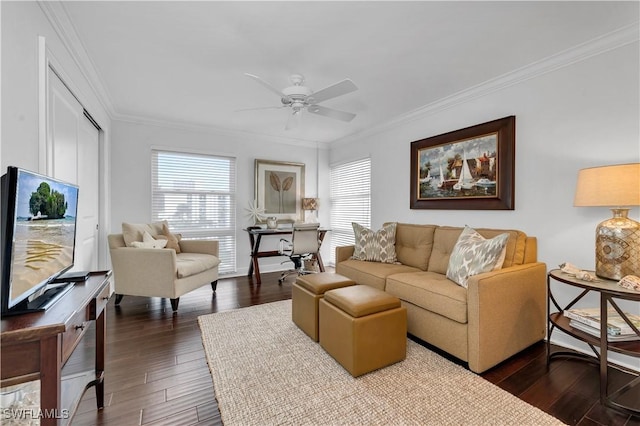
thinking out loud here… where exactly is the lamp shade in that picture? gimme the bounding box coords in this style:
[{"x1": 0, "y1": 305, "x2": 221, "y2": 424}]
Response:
[
  {"x1": 301, "y1": 198, "x2": 318, "y2": 210},
  {"x1": 574, "y1": 163, "x2": 640, "y2": 207},
  {"x1": 573, "y1": 163, "x2": 640, "y2": 280}
]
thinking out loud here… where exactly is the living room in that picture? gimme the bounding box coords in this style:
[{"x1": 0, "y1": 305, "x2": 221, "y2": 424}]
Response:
[{"x1": 2, "y1": 1, "x2": 639, "y2": 425}]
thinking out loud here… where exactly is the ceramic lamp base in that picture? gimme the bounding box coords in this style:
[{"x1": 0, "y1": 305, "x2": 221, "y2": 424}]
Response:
[{"x1": 595, "y1": 209, "x2": 640, "y2": 280}]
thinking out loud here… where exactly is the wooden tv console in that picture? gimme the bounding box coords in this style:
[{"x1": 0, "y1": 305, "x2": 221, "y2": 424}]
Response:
[{"x1": 1, "y1": 270, "x2": 112, "y2": 425}]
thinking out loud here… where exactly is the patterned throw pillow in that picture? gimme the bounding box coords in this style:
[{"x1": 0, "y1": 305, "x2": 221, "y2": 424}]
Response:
[
  {"x1": 351, "y1": 222, "x2": 398, "y2": 263},
  {"x1": 446, "y1": 226, "x2": 508, "y2": 288}
]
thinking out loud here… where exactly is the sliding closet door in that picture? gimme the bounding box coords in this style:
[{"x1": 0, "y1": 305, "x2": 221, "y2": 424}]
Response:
[{"x1": 48, "y1": 70, "x2": 100, "y2": 271}]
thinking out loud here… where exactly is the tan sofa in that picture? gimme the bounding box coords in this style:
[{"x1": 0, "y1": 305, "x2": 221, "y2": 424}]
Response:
[{"x1": 335, "y1": 223, "x2": 547, "y2": 373}]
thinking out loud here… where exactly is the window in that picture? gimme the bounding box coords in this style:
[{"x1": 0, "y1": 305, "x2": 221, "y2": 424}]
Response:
[
  {"x1": 152, "y1": 150, "x2": 236, "y2": 274},
  {"x1": 329, "y1": 158, "x2": 371, "y2": 265}
]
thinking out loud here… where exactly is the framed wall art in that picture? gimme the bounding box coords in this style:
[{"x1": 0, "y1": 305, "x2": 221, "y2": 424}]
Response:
[
  {"x1": 254, "y1": 159, "x2": 305, "y2": 222},
  {"x1": 410, "y1": 116, "x2": 515, "y2": 210}
]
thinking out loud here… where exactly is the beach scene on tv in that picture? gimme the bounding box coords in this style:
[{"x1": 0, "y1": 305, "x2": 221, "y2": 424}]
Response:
[{"x1": 10, "y1": 171, "x2": 78, "y2": 301}]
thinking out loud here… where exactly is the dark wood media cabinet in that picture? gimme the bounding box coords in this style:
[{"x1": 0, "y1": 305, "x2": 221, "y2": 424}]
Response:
[{"x1": 1, "y1": 270, "x2": 112, "y2": 425}]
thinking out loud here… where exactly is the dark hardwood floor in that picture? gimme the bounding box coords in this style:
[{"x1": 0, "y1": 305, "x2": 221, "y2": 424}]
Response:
[{"x1": 71, "y1": 271, "x2": 640, "y2": 426}]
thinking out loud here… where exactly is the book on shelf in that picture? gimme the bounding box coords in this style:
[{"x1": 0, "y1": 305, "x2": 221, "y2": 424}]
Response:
[
  {"x1": 569, "y1": 320, "x2": 640, "y2": 342},
  {"x1": 564, "y1": 307, "x2": 640, "y2": 336}
]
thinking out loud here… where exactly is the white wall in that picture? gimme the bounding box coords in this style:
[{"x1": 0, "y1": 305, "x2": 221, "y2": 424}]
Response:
[
  {"x1": 330, "y1": 42, "x2": 640, "y2": 370},
  {"x1": 110, "y1": 120, "x2": 330, "y2": 275},
  {"x1": 1, "y1": 1, "x2": 112, "y2": 267}
]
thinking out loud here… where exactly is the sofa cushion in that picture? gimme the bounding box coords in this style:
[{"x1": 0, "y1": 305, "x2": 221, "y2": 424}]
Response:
[
  {"x1": 336, "y1": 259, "x2": 420, "y2": 290},
  {"x1": 176, "y1": 253, "x2": 221, "y2": 279},
  {"x1": 428, "y1": 226, "x2": 528, "y2": 274},
  {"x1": 392, "y1": 223, "x2": 436, "y2": 271},
  {"x1": 352, "y1": 222, "x2": 398, "y2": 263},
  {"x1": 385, "y1": 271, "x2": 468, "y2": 324},
  {"x1": 122, "y1": 221, "x2": 165, "y2": 247},
  {"x1": 446, "y1": 226, "x2": 508, "y2": 288}
]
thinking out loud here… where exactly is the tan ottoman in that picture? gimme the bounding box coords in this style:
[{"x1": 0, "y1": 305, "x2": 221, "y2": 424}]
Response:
[
  {"x1": 293, "y1": 273, "x2": 356, "y2": 341},
  {"x1": 319, "y1": 285, "x2": 407, "y2": 377}
]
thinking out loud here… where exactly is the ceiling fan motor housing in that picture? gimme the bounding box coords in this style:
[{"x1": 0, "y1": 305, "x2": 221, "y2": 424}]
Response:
[{"x1": 244, "y1": 72, "x2": 357, "y2": 124}]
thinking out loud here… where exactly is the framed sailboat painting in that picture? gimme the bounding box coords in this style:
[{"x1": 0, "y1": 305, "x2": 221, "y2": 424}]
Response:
[{"x1": 410, "y1": 116, "x2": 515, "y2": 210}]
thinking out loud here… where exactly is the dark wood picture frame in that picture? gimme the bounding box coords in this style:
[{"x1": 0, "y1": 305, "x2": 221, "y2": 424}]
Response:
[{"x1": 410, "y1": 116, "x2": 515, "y2": 210}]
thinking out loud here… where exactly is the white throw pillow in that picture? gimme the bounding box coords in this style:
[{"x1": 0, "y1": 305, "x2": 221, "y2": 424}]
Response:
[
  {"x1": 351, "y1": 222, "x2": 397, "y2": 264},
  {"x1": 122, "y1": 221, "x2": 165, "y2": 247},
  {"x1": 131, "y1": 231, "x2": 168, "y2": 249},
  {"x1": 446, "y1": 226, "x2": 508, "y2": 288}
]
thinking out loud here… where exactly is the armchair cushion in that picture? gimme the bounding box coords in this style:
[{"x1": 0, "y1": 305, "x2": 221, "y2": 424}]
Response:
[{"x1": 176, "y1": 253, "x2": 221, "y2": 279}]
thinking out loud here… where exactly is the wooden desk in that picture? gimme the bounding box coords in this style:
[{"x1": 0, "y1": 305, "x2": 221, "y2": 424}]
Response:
[
  {"x1": 245, "y1": 227, "x2": 328, "y2": 284},
  {"x1": 1, "y1": 271, "x2": 112, "y2": 425}
]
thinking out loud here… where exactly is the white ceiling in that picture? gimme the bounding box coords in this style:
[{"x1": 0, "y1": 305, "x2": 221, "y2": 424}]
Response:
[{"x1": 58, "y1": 1, "x2": 638, "y2": 144}]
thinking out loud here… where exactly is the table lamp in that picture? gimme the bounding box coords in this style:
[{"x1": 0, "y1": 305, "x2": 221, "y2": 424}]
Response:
[
  {"x1": 573, "y1": 163, "x2": 640, "y2": 280},
  {"x1": 302, "y1": 197, "x2": 319, "y2": 223}
]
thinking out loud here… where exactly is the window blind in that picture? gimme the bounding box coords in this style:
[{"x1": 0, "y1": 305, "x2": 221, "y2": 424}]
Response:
[
  {"x1": 329, "y1": 158, "x2": 371, "y2": 265},
  {"x1": 151, "y1": 150, "x2": 236, "y2": 274}
]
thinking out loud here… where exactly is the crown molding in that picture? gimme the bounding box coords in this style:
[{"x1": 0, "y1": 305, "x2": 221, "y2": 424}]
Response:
[
  {"x1": 332, "y1": 22, "x2": 640, "y2": 146},
  {"x1": 38, "y1": 1, "x2": 116, "y2": 117}
]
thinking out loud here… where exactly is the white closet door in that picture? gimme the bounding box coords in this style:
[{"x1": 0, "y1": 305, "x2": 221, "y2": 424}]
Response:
[
  {"x1": 77, "y1": 116, "x2": 100, "y2": 271},
  {"x1": 48, "y1": 70, "x2": 100, "y2": 271}
]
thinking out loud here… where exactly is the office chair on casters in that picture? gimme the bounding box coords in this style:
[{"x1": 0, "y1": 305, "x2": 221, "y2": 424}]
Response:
[{"x1": 278, "y1": 223, "x2": 321, "y2": 284}]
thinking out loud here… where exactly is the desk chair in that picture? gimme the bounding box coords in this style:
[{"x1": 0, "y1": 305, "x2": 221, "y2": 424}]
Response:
[{"x1": 278, "y1": 223, "x2": 321, "y2": 284}]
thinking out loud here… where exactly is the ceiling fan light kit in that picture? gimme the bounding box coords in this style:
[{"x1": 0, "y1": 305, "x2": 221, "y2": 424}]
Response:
[{"x1": 244, "y1": 72, "x2": 358, "y2": 128}]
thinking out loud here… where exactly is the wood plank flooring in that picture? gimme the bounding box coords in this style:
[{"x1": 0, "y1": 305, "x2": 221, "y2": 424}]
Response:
[{"x1": 71, "y1": 271, "x2": 640, "y2": 425}]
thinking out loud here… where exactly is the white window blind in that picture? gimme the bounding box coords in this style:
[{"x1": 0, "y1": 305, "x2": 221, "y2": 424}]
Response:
[
  {"x1": 329, "y1": 158, "x2": 371, "y2": 265},
  {"x1": 151, "y1": 150, "x2": 236, "y2": 274}
]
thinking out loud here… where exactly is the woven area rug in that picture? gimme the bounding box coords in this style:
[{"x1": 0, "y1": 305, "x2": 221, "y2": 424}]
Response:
[{"x1": 198, "y1": 300, "x2": 564, "y2": 425}]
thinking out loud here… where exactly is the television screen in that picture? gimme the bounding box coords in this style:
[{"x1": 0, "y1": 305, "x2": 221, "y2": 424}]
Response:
[{"x1": 1, "y1": 167, "x2": 79, "y2": 314}]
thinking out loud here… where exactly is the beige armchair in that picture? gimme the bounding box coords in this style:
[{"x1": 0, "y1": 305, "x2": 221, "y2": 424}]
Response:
[{"x1": 108, "y1": 234, "x2": 220, "y2": 311}]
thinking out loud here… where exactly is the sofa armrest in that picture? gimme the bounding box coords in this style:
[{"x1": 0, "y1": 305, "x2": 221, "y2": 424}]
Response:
[
  {"x1": 466, "y1": 262, "x2": 547, "y2": 373},
  {"x1": 179, "y1": 239, "x2": 219, "y2": 257},
  {"x1": 336, "y1": 245, "x2": 355, "y2": 264},
  {"x1": 109, "y1": 248, "x2": 178, "y2": 298}
]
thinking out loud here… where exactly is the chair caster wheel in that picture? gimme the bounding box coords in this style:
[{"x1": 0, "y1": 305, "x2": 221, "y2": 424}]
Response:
[{"x1": 278, "y1": 279, "x2": 284, "y2": 285}]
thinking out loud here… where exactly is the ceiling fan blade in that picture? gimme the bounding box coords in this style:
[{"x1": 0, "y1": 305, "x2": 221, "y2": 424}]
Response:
[
  {"x1": 235, "y1": 105, "x2": 285, "y2": 112},
  {"x1": 309, "y1": 79, "x2": 358, "y2": 104},
  {"x1": 244, "y1": 73, "x2": 285, "y2": 98},
  {"x1": 308, "y1": 105, "x2": 356, "y2": 122}
]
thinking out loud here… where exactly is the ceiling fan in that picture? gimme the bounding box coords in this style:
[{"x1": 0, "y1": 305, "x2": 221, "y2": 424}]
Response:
[{"x1": 242, "y1": 73, "x2": 358, "y2": 129}]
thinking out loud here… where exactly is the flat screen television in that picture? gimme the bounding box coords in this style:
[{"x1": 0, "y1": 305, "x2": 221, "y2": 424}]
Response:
[{"x1": 1, "y1": 166, "x2": 79, "y2": 316}]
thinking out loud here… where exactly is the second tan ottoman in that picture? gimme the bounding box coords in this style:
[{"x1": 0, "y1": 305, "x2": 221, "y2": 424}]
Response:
[
  {"x1": 319, "y1": 285, "x2": 407, "y2": 377},
  {"x1": 293, "y1": 272, "x2": 356, "y2": 341}
]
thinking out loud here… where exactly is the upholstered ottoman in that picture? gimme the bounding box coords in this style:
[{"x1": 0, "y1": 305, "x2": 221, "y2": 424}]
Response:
[
  {"x1": 319, "y1": 285, "x2": 407, "y2": 377},
  {"x1": 293, "y1": 273, "x2": 356, "y2": 341}
]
